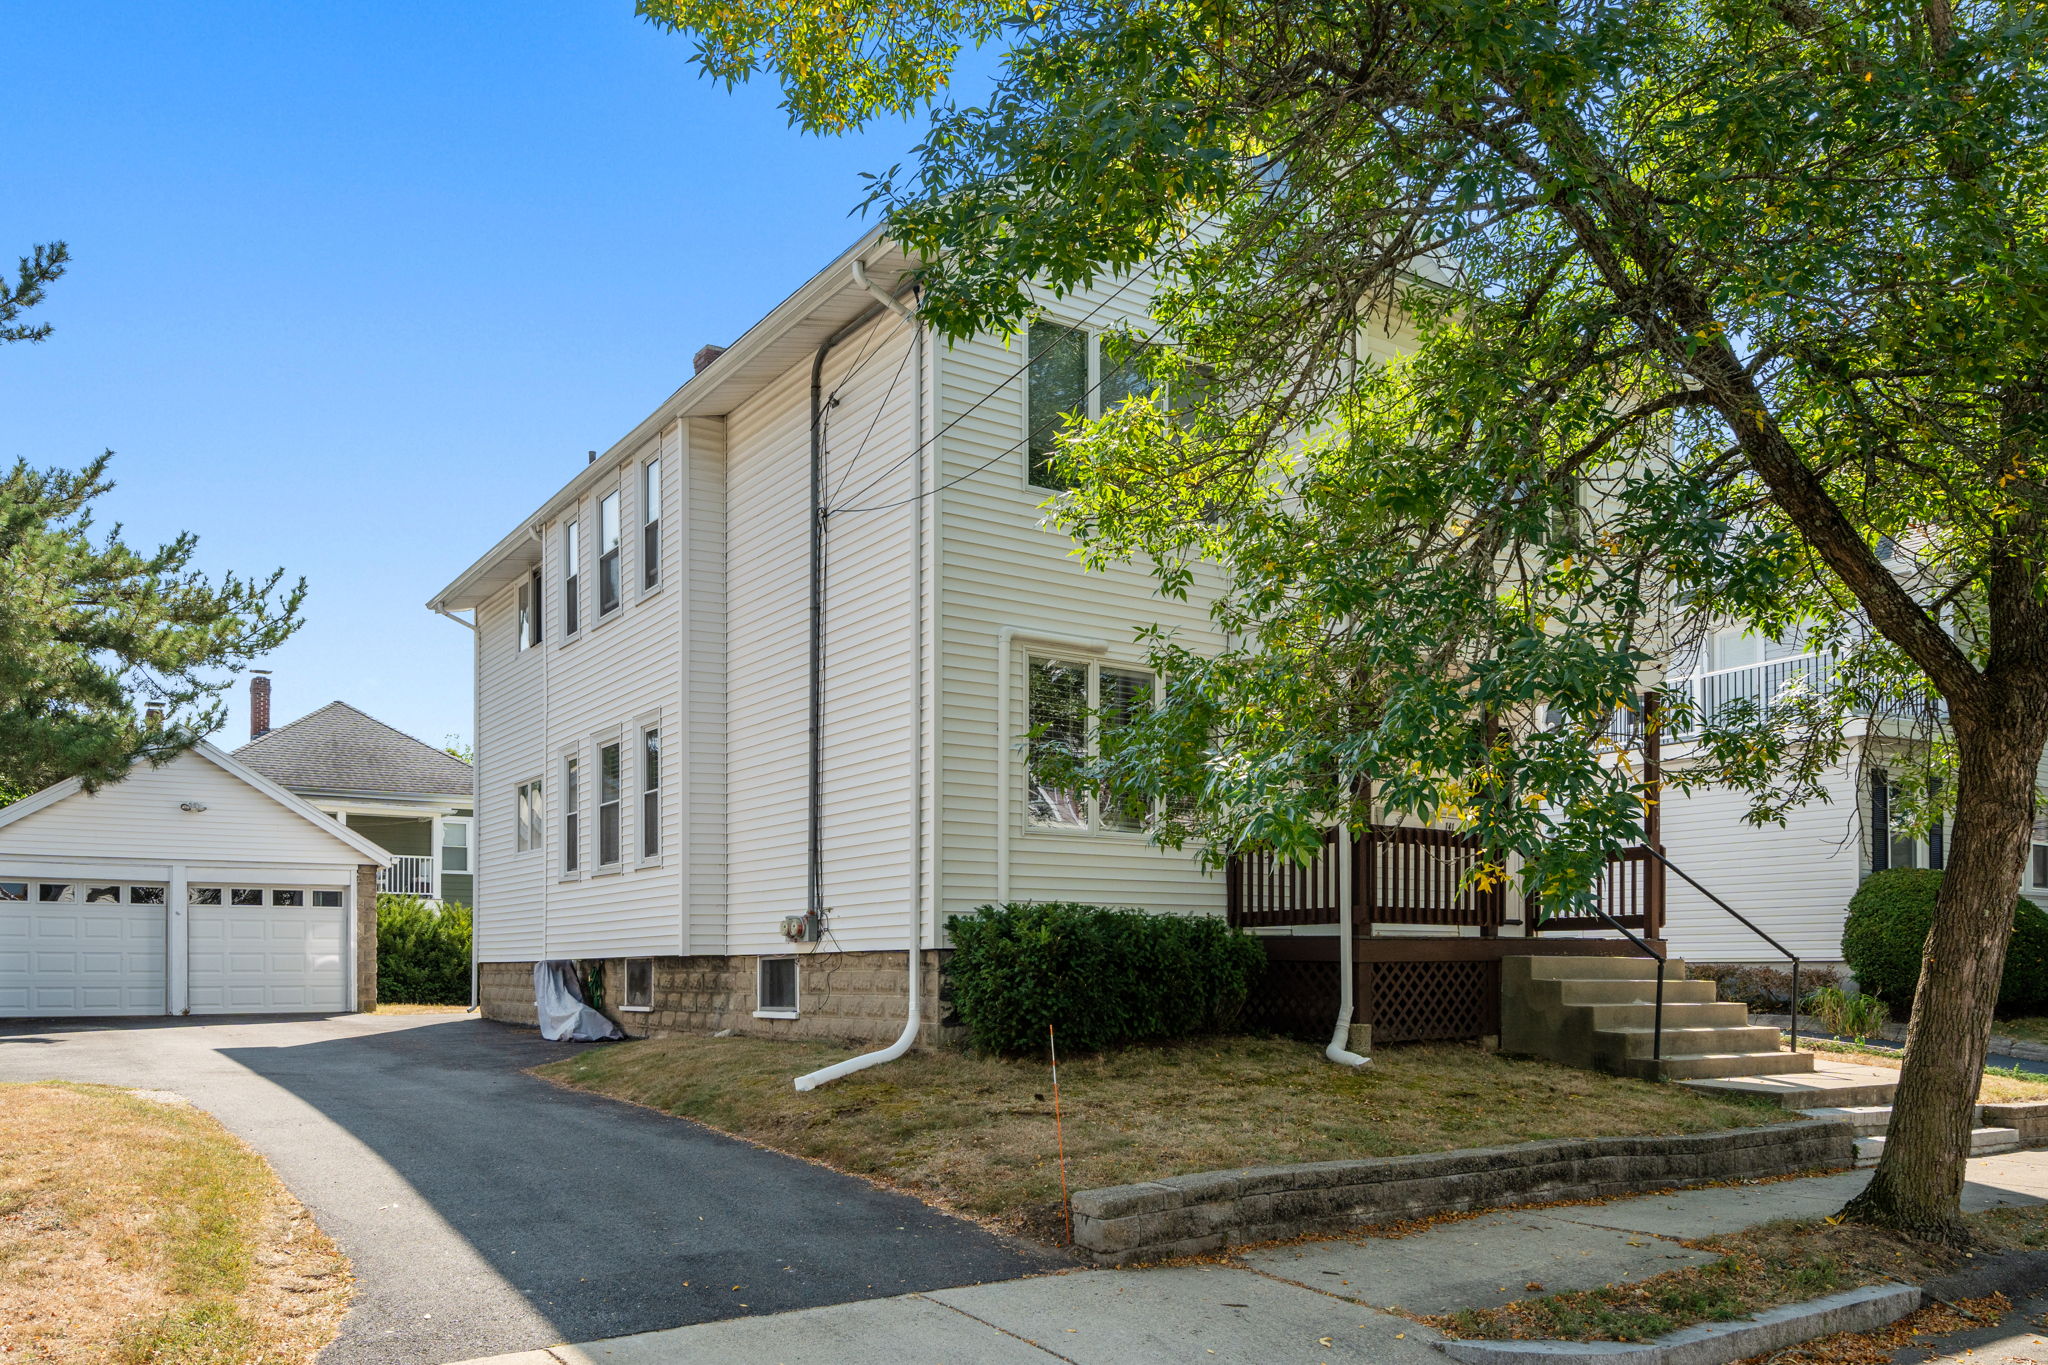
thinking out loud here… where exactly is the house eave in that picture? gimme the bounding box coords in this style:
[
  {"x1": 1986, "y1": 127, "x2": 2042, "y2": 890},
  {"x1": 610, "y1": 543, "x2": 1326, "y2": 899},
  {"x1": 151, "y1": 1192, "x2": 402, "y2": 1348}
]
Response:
[{"x1": 429, "y1": 224, "x2": 917, "y2": 613}]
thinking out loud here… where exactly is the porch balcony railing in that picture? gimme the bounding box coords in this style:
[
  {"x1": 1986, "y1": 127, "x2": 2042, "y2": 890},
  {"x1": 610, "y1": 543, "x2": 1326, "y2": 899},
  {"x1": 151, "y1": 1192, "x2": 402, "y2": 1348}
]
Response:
[
  {"x1": 1607, "y1": 649, "x2": 1945, "y2": 743},
  {"x1": 378, "y1": 855, "x2": 435, "y2": 897}
]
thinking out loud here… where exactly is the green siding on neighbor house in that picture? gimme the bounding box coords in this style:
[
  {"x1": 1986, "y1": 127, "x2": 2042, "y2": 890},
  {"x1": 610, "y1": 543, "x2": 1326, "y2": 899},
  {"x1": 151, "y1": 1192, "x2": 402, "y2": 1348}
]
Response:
[
  {"x1": 441, "y1": 872, "x2": 474, "y2": 906},
  {"x1": 349, "y1": 815, "x2": 432, "y2": 857}
]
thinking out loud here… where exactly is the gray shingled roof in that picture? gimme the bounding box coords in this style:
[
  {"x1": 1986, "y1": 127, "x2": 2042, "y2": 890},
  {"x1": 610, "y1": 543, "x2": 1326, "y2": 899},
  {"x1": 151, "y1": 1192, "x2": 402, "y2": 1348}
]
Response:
[{"x1": 234, "y1": 701, "x2": 473, "y2": 799}]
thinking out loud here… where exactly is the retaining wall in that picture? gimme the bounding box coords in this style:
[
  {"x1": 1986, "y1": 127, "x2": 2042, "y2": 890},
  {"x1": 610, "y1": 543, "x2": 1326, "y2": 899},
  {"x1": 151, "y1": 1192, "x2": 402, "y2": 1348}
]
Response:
[{"x1": 1070, "y1": 1119, "x2": 1853, "y2": 1264}]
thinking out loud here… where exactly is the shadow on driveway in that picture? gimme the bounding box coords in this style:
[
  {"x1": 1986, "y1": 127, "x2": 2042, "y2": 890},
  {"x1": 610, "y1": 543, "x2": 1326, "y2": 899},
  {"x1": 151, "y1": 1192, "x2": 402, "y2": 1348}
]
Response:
[{"x1": 2, "y1": 1015, "x2": 1058, "y2": 1365}]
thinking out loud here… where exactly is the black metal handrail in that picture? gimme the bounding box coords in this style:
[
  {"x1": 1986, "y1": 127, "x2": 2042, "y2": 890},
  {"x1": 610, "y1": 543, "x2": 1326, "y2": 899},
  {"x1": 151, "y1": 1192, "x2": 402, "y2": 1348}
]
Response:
[{"x1": 1638, "y1": 845, "x2": 1803, "y2": 1056}]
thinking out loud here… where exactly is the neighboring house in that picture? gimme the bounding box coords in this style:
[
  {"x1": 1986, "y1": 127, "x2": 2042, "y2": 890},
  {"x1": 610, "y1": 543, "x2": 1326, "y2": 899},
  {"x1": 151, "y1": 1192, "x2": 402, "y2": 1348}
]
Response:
[
  {"x1": 0, "y1": 742, "x2": 391, "y2": 1017},
  {"x1": 232, "y1": 674, "x2": 476, "y2": 906},
  {"x1": 1641, "y1": 628, "x2": 2048, "y2": 970}
]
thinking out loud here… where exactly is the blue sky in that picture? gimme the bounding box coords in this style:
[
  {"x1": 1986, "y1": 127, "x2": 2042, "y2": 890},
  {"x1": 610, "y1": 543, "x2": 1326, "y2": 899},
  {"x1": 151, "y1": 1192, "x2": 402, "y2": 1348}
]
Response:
[{"x1": 4, "y1": 3, "x2": 957, "y2": 751}]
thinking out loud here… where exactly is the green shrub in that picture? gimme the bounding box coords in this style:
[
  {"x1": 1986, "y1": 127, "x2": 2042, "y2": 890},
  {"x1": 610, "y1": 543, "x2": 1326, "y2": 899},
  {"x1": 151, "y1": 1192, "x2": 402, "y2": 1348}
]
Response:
[
  {"x1": 946, "y1": 901, "x2": 1266, "y2": 1055},
  {"x1": 375, "y1": 895, "x2": 472, "y2": 1005},
  {"x1": 1804, "y1": 984, "x2": 1890, "y2": 1042},
  {"x1": 1841, "y1": 868, "x2": 2048, "y2": 1015}
]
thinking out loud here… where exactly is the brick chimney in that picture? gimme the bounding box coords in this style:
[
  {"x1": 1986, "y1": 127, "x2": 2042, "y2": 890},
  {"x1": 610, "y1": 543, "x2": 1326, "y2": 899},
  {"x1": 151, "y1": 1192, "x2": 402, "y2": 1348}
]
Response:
[
  {"x1": 693, "y1": 344, "x2": 727, "y2": 374},
  {"x1": 250, "y1": 672, "x2": 272, "y2": 739}
]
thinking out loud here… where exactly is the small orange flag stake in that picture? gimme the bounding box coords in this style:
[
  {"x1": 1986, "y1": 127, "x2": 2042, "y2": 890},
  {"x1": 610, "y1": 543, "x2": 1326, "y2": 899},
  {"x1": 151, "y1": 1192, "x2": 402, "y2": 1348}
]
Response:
[{"x1": 1050, "y1": 1022, "x2": 1072, "y2": 1246}]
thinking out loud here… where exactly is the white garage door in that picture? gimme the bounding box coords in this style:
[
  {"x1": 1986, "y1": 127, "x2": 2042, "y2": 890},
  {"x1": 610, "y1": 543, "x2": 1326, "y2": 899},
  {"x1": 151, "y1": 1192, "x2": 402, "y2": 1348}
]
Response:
[
  {"x1": 0, "y1": 880, "x2": 168, "y2": 1016},
  {"x1": 186, "y1": 885, "x2": 347, "y2": 1014}
]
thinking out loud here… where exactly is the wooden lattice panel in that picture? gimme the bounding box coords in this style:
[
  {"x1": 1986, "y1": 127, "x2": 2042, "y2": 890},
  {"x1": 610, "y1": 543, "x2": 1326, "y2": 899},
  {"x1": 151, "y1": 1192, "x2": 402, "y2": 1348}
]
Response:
[
  {"x1": 1365, "y1": 960, "x2": 1500, "y2": 1044},
  {"x1": 1242, "y1": 956, "x2": 1340, "y2": 1041}
]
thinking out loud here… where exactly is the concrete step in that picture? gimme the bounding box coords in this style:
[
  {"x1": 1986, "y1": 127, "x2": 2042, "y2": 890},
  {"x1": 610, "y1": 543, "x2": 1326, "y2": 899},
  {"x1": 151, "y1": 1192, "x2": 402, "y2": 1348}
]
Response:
[
  {"x1": 1522, "y1": 956, "x2": 1689, "y2": 982},
  {"x1": 1679, "y1": 1061, "x2": 1898, "y2": 1109},
  {"x1": 1584, "y1": 1001, "x2": 1752, "y2": 1031},
  {"x1": 1600, "y1": 1024, "x2": 1787, "y2": 1059},
  {"x1": 1855, "y1": 1127, "x2": 2022, "y2": 1167},
  {"x1": 1557, "y1": 978, "x2": 1719, "y2": 1006},
  {"x1": 1799, "y1": 1105, "x2": 1895, "y2": 1138},
  {"x1": 1638, "y1": 1050, "x2": 1819, "y2": 1080}
]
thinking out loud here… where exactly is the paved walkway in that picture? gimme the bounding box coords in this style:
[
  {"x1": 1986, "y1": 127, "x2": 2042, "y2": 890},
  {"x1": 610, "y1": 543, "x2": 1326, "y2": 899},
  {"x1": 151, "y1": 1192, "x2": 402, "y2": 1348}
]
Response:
[
  {"x1": 450, "y1": 1151, "x2": 2048, "y2": 1365},
  {"x1": 0, "y1": 1015, "x2": 1051, "y2": 1365}
]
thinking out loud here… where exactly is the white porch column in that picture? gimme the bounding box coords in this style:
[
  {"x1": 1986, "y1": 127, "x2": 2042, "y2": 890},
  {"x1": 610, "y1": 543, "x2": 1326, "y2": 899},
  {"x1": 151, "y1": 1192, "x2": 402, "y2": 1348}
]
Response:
[{"x1": 167, "y1": 863, "x2": 189, "y2": 1016}]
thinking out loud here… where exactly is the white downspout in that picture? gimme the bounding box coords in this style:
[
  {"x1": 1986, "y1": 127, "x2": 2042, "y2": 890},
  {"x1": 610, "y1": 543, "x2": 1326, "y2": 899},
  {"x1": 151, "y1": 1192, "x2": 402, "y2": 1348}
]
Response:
[
  {"x1": 1327, "y1": 823, "x2": 1371, "y2": 1067},
  {"x1": 797, "y1": 261, "x2": 924, "y2": 1091}
]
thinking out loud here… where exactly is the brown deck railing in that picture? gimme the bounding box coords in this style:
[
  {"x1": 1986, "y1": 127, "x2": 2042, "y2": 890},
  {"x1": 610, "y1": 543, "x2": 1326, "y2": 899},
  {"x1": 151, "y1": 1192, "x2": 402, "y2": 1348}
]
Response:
[
  {"x1": 1526, "y1": 845, "x2": 1662, "y2": 936},
  {"x1": 1225, "y1": 824, "x2": 1508, "y2": 934}
]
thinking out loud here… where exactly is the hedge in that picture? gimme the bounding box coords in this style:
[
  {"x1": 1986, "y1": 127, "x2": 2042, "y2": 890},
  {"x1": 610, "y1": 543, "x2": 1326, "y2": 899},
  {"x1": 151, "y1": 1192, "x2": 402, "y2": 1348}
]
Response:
[
  {"x1": 376, "y1": 895, "x2": 472, "y2": 1005},
  {"x1": 1840, "y1": 868, "x2": 2048, "y2": 1015},
  {"x1": 946, "y1": 901, "x2": 1265, "y2": 1055}
]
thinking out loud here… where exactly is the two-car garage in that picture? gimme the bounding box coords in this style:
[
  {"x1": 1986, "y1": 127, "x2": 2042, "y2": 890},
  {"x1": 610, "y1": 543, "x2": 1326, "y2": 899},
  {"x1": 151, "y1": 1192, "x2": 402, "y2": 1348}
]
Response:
[{"x1": 0, "y1": 743, "x2": 389, "y2": 1019}]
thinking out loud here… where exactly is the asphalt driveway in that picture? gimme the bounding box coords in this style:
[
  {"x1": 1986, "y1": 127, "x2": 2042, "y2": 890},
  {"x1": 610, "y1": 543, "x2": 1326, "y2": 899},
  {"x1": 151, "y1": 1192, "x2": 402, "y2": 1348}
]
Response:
[{"x1": 0, "y1": 1014, "x2": 1055, "y2": 1365}]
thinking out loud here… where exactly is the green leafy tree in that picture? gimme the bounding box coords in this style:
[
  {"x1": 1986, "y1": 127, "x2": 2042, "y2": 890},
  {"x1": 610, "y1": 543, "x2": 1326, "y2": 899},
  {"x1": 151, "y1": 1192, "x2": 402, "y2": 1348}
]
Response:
[
  {"x1": 1, "y1": 243, "x2": 305, "y2": 798},
  {"x1": 641, "y1": 0, "x2": 2048, "y2": 1243}
]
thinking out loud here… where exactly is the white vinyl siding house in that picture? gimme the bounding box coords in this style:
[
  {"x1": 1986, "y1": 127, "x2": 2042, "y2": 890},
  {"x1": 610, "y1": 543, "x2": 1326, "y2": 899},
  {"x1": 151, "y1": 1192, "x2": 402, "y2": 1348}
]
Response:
[{"x1": 433, "y1": 233, "x2": 1255, "y2": 1037}]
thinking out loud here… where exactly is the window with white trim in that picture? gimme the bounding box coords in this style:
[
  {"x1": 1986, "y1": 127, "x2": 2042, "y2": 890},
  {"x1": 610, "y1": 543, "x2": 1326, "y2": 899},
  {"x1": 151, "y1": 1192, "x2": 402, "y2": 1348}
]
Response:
[
  {"x1": 2034, "y1": 810, "x2": 2047, "y2": 890},
  {"x1": 1025, "y1": 324, "x2": 1178, "y2": 492},
  {"x1": 598, "y1": 491, "x2": 622, "y2": 617},
  {"x1": 757, "y1": 957, "x2": 798, "y2": 1016},
  {"x1": 640, "y1": 726, "x2": 661, "y2": 859},
  {"x1": 563, "y1": 520, "x2": 582, "y2": 635},
  {"x1": 624, "y1": 958, "x2": 653, "y2": 1009},
  {"x1": 597, "y1": 741, "x2": 622, "y2": 866},
  {"x1": 563, "y1": 755, "x2": 581, "y2": 873},
  {"x1": 1024, "y1": 654, "x2": 1157, "y2": 833},
  {"x1": 516, "y1": 779, "x2": 543, "y2": 852},
  {"x1": 518, "y1": 567, "x2": 542, "y2": 650},
  {"x1": 442, "y1": 817, "x2": 471, "y2": 874},
  {"x1": 641, "y1": 458, "x2": 662, "y2": 590}
]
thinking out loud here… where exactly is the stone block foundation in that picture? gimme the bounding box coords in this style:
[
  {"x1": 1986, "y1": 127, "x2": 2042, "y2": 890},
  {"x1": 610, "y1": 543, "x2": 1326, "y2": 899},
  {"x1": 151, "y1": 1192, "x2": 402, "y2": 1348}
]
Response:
[{"x1": 476, "y1": 949, "x2": 956, "y2": 1046}]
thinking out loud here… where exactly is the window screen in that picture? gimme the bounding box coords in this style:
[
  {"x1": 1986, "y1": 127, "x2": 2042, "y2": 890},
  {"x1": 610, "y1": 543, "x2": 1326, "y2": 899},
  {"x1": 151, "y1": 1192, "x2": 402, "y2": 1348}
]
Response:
[
  {"x1": 1027, "y1": 322, "x2": 1088, "y2": 490},
  {"x1": 625, "y1": 959, "x2": 653, "y2": 1008},
  {"x1": 1098, "y1": 667, "x2": 1155, "y2": 832},
  {"x1": 1026, "y1": 656, "x2": 1089, "y2": 827},
  {"x1": 759, "y1": 957, "x2": 797, "y2": 1013}
]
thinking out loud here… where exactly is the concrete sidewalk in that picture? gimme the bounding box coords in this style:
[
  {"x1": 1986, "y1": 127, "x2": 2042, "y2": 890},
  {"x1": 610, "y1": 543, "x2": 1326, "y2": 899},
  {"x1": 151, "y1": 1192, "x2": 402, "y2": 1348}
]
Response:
[{"x1": 449, "y1": 1150, "x2": 2048, "y2": 1365}]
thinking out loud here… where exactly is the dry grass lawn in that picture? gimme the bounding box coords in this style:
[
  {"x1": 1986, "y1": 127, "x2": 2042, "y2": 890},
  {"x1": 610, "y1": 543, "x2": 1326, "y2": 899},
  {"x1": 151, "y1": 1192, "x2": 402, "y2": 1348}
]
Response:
[
  {"x1": 0, "y1": 1082, "x2": 351, "y2": 1364},
  {"x1": 537, "y1": 1035, "x2": 1782, "y2": 1242},
  {"x1": 1427, "y1": 1204, "x2": 2048, "y2": 1343},
  {"x1": 1796, "y1": 1037, "x2": 2048, "y2": 1102},
  {"x1": 370, "y1": 1003, "x2": 470, "y2": 1015}
]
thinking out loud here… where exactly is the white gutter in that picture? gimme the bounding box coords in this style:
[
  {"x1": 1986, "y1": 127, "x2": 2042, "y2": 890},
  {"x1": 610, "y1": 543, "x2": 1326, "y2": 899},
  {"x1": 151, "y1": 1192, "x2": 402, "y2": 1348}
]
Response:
[
  {"x1": 1326, "y1": 824, "x2": 1372, "y2": 1068},
  {"x1": 795, "y1": 263, "x2": 926, "y2": 1092}
]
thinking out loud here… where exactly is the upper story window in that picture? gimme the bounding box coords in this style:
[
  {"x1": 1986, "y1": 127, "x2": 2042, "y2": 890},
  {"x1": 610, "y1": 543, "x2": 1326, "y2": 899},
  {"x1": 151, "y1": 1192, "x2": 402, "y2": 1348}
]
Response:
[
  {"x1": 1026, "y1": 323, "x2": 1174, "y2": 492},
  {"x1": 563, "y1": 755, "x2": 582, "y2": 873},
  {"x1": 1027, "y1": 322, "x2": 1090, "y2": 491},
  {"x1": 641, "y1": 459, "x2": 662, "y2": 590},
  {"x1": 1024, "y1": 654, "x2": 1157, "y2": 834},
  {"x1": 517, "y1": 568, "x2": 542, "y2": 650},
  {"x1": 515, "y1": 779, "x2": 542, "y2": 852},
  {"x1": 597, "y1": 741, "x2": 622, "y2": 866},
  {"x1": 563, "y1": 520, "x2": 582, "y2": 636},
  {"x1": 641, "y1": 727, "x2": 661, "y2": 859},
  {"x1": 598, "y1": 491, "x2": 622, "y2": 617}
]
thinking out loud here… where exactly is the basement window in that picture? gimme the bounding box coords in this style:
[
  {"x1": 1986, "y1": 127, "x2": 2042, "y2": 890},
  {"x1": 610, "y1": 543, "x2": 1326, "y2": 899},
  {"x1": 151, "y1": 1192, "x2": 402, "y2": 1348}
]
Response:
[
  {"x1": 756, "y1": 957, "x2": 798, "y2": 1018},
  {"x1": 622, "y1": 959, "x2": 653, "y2": 1011}
]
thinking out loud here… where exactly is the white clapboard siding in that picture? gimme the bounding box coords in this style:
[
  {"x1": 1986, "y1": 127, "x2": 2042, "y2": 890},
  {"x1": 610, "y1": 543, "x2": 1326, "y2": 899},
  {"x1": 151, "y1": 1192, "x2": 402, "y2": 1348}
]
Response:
[
  {"x1": 930, "y1": 279, "x2": 1227, "y2": 929},
  {"x1": 533, "y1": 429, "x2": 690, "y2": 960},
  {"x1": 686, "y1": 416, "x2": 729, "y2": 953},
  {"x1": 0, "y1": 755, "x2": 366, "y2": 868},
  {"x1": 1658, "y1": 761, "x2": 1866, "y2": 964},
  {"x1": 724, "y1": 313, "x2": 925, "y2": 955},
  {"x1": 474, "y1": 582, "x2": 548, "y2": 960}
]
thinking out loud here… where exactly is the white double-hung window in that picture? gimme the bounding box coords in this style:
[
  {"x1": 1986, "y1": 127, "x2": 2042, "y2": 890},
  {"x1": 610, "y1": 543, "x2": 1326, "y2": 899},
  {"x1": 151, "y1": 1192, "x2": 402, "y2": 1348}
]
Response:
[
  {"x1": 597, "y1": 740, "x2": 623, "y2": 866},
  {"x1": 641, "y1": 459, "x2": 662, "y2": 590},
  {"x1": 562, "y1": 520, "x2": 582, "y2": 636},
  {"x1": 1025, "y1": 322, "x2": 1165, "y2": 491},
  {"x1": 640, "y1": 726, "x2": 661, "y2": 859},
  {"x1": 1024, "y1": 654, "x2": 1157, "y2": 834},
  {"x1": 598, "y1": 491, "x2": 622, "y2": 617},
  {"x1": 515, "y1": 780, "x2": 543, "y2": 852}
]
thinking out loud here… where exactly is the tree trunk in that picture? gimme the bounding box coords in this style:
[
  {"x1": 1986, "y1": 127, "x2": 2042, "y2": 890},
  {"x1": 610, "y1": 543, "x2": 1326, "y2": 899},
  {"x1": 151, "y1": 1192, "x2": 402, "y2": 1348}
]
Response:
[{"x1": 1841, "y1": 697, "x2": 2048, "y2": 1244}]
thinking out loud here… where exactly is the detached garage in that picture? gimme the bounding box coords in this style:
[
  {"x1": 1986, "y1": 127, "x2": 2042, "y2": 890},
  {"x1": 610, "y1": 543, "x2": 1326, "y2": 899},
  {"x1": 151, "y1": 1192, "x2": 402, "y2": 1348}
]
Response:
[{"x1": 0, "y1": 742, "x2": 391, "y2": 1018}]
